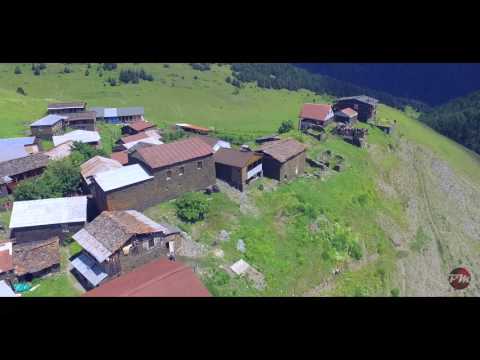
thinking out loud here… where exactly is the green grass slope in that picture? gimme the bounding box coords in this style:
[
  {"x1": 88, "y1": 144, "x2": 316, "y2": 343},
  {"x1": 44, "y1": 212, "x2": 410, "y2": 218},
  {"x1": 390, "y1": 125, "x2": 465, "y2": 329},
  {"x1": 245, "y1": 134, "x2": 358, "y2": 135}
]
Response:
[{"x1": 1, "y1": 63, "x2": 479, "y2": 297}]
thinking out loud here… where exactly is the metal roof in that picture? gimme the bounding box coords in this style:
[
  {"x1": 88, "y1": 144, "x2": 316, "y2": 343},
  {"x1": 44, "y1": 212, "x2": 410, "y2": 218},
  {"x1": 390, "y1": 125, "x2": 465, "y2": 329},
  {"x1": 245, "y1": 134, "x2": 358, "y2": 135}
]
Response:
[
  {"x1": 125, "y1": 210, "x2": 178, "y2": 235},
  {"x1": 104, "y1": 108, "x2": 118, "y2": 118},
  {"x1": 9, "y1": 196, "x2": 88, "y2": 229},
  {"x1": 89, "y1": 107, "x2": 144, "y2": 118},
  {"x1": 0, "y1": 280, "x2": 16, "y2": 297},
  {"x1": 30, "y1": 114, "x2": 67, "y2": 127},
  {"x1": 80, "y1": 156, "x2": 123, "y2": 185},
  {"x1": 70, "y1": 252, "x2": 109, "y2": 286},
  {"x1": 93, "y1": 164, "x2": 153, "y2": 192},
  {"x1": 48, "y1": 102, "x2": 86, "y2": 110},
  {"x1": 44, "y1": 141, "x2": 74, "y2": 161},
  {"x1": 52, "y1": 130, "x2": 101, "y2": 147},
  {"x1": 117, "y1": 107, "x2": 144, "y2": 117},
  {"x1": 336, "y1": 95, "x2": 379, "y2": 105},
  {"x1": 0, "y1": 137, "x2": 37, "y2": 162},
  {"x1": 72, "y1": 229, "x2": 112, "y2": 264},
  {"x1": 123, "y1": 137, "x2": 163, "y2": 150},
  {"x1": 89, "y1": 107, "x2": 105, "y2": 118}
]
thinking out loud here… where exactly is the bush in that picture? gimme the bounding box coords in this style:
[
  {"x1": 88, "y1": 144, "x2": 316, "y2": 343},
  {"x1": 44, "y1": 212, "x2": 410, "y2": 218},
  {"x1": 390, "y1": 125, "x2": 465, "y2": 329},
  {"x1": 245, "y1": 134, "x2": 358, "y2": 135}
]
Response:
[
  {"x1": 63, "y1": 66, "x2": 72, "y2": 74},
  {"x1": 107, "y1": 77, "x2": 117, "y2": 86},
  {"x1": 163, "y1": 63, "x2": 170, "y2": 68},
  {"x1": 38, "y1": 63, "x2": 47, "y2": 70},
  {"x1": 16, "y1": 87, "x2": 26, "y2": 96},
  {"x1": 14, "y1": 66, "x2": 22, "y2": 75},
  {"x1": 390, "y1": 288, "x2": 400, "y2": 297},
  {"x1": 163, "y1": 129, "x2": 186, "y2": 142},
  {"x1": 87, "y1": 63, "x2": 91, "y2": 68},
  {"x1": 175, "y1": 192, "x2": 210, "y2": 223},
  {"x1": 103, "y1": 63, "x2": 117, "y2": 71},
  {"x1": 33, "y1": 67, "x2": 40, "y2": 76},
  {"x1": 278, "y1": 119, "x2": 294, "y2": 134},
  {"x1": 85, "y1": 69, "x2": 89, "y2": 76},
  {"x1": 225, "y1": 76, "x2": 231, "y2": 83},
  {"x1": 119, "y1": 68, "x2": 153, "y2": 84},
  {"x1": 190, "y1": 63, "x2": 211, "y2": 71}
]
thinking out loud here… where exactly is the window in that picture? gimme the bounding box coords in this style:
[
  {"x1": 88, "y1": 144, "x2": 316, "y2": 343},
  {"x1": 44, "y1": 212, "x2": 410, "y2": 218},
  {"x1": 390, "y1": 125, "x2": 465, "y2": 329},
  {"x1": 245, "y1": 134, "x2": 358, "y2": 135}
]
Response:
[
  {"x1": 197, "y1": 161, "x2": 203, "y2": 169},
  {"x1": 148, "y1": 238, "x2": 155, "y2": 248},
  {"x1": 166, "y1": 170, "x2": 172, "y2": 180},
  {"x1": 179, "y1": 166, "x2": 185, "y2": 176}
]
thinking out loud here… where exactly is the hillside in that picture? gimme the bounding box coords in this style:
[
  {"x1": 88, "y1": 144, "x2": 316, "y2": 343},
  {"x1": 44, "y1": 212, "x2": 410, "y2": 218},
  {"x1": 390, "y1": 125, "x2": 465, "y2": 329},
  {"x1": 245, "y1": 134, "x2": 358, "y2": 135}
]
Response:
[
  {"x1": 419, "y1": 90, "x2": 480, "y2": 155},
  {"x1": 1, "y1": 63, "x2": 480, "y2": 297}
]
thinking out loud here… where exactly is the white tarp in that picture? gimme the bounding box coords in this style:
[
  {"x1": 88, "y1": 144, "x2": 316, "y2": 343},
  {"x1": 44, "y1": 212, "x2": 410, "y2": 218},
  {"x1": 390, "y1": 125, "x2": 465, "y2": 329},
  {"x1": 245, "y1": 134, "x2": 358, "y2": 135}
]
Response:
[{"x1": 230, "y1": 259, "x2": 250, "y2": 275}]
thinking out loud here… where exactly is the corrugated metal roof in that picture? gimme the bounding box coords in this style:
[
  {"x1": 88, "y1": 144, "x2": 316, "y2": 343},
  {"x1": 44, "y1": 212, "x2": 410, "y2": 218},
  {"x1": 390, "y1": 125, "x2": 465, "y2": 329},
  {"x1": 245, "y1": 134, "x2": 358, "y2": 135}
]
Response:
[
  {"x1": 44, "y1": 141, "x2": 74, "y2": 161},
  {"x1": 48, "y1": 102, "x2": 86, "y2": 110},
  {"x1": 0, "y1": 137, "x2": 37, "y2": 162},
  {"x1": 30, "y1": 114, "x2": 67, "y2": 127},
  {"x1": 214, "y1": 148, "x2": 261, "y2": 168},
  {"x1": 72, "y1": 229, "x2": 112, "y2": 263},
  {"x1": 80, "y1": 156, "x2": 123, "y2": 185},
  {"x1": 300, "y1": 103, "x2": 334, "y2": 122},
  {"x1": 126, "y1": 120, "x2": 155, "y2": 132},
  {"x1": 132, "y1": 137, "x2": 213, "y2": 170},
  {"x1": 52, "y1": 130, "x2": 101, "y2": 147},
  {"x1": 93, "y1": 164, "x2": 153, "y2": 192},
  {"x1": 70, "y1": 252, "x2": 109, "y2": 286},
  {"x1": 117, "y1": 107, "x2": 144, "y2": 117},
  {"x1": 0, "y1": 280, "x2": 15, "y2": 297},
  {"x1": 89, "y1": 107, "x2": 144, "y2": 118},
  {"x1": 104, "y1": 108, "x2": 118, "y2": 118},
  {"x1": 90, "y1": 107, "x2": 105, "y2": 118},
  {"x1": 0, "y1": 137, "x2": 36, "y2": 147},
  {"x1": 123, "y1": 137, "x2": 163, "y2": 150},
  {"x1": 9, "y1": 196, "x2": 88, "y2": 229}
]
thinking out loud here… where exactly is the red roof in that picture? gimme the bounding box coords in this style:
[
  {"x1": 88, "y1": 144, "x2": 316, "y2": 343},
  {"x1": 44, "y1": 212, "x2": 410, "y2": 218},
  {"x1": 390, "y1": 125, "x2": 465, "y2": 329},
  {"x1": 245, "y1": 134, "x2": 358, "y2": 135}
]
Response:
[
  {"x1": 110, "y1": 151, "x2": 129, "y2": 165},
  {"x1": 133, "y1": 137, "x2": 213, "y2": 170},
  {"x1": 126, "y1": 120, "x2": 156, "y2": 132},
  {"x1": 120, "y1": 132, "x2": 149, "y2": 144},
  {"x1": 300, "y1": 104, "x2": 333, "y2": 122},
  {"x1": 0, "y1": 248, "x2": 13, "y2": 274},
  {"x1": 177, "y1": 123, "x2": 211, "y2": 133},
  {"x1": 338, "y1": 107, "x2": 358, "y2": 118},
  {"x1": 83, "y1": 258, "x2": 211, "y2": 297}
]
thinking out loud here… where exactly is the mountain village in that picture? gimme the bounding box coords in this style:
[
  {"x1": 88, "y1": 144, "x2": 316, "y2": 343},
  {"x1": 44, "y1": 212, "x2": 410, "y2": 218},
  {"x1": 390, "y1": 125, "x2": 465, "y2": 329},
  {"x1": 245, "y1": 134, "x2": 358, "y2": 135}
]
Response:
[{"x1": 0, "y1": 95, "x2": 393, "y2": 297}]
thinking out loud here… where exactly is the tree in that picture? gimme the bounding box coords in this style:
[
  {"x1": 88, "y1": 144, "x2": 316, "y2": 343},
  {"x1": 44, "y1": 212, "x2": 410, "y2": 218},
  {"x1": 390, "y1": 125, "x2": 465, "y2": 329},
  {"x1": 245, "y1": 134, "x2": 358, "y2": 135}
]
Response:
[
  {"x1": 33, "y1": 67, "x2": 40, "y2": 76},
  {"x1": 16, "y1": 87, "x2": 26, "y2": 96},
  {"x1": 63, "y1": 66, "x2": 72, "y2": 74},
  {"x1": 278, "y1": 119, "x2": 294, "y2": 134},
  {"x1": 38, "y1": 63, "x2": 47, "y2": 70},
  {"x1": 41, "y1": 160, "x2": 81, "y2": 197},
  {"x1": 175, "y1": 192, "x2": 210, "y2": 223},
  {"x1": 85, "y1": 69, "x2": 90, "y2": 76},
  {"x1": 14, "y1": 66, "x2": 22, "y2": 75},
  {"x1": 71, "y1": 141, "x2": 107, "y2": 163}
]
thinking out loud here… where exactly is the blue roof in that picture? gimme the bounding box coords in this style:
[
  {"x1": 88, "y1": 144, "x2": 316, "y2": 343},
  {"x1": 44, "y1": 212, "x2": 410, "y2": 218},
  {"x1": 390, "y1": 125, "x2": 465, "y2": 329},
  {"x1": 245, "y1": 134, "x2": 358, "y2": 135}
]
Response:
[
  {"x1": 0, "y1": 137, "x2": 36, "y2": 162},
  {"x1": 30, "y1": 114, "x2": 66, "y2": 127}
]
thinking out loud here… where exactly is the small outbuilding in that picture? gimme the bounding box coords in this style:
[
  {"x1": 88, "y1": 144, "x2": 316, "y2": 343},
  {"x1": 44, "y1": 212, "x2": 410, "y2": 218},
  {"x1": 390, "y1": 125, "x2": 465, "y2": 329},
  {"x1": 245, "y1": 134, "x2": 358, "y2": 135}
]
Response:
[
  {"x1": 30, "y1": 115, "x2": 67, "y2": 139},
  {"x1": 214, "y1": 148, "x2": 263, "y2": 191},
  {"x1": 121, "y1": 120, "x2": 157, "y2": 135},
  {"x1": 257, "y1": 138, "x2": 307, "y2": 181},
  {"x1": 13, "y1": 237, "x2": 61, "y2": 281},
  {"x1": 333, "y1": 95, "x2": 379, "y2": 122},
  {"x1": 9, "y1": 196, "x2": 88, "y2": 243},
  {"x1": 299, "y1": 103, "x2": 335, "y2": 130},
  {"x1": 175, "y1": 123, "x2": 211, "y2": 135},
  {"x1": 90, "y1": 107, "x2": 144, "y2": 124},
  {"x1": 335, "y1": 107, "x2": 358, "y2": 124},
  {"x1": 65, "y1": 111, "x2": 97, "y2": 131},
  {"x1": 83, "y1": 258, "x2": 210, "y2": 297}
]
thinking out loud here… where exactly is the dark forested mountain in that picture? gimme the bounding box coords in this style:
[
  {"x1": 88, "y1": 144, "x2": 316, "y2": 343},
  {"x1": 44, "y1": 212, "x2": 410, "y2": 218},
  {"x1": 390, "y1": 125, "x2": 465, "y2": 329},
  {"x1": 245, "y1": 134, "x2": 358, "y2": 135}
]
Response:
[
  {"x1": 420, "y1": 91, "x2": 480, "y2": 154},
  {"x1": 231, "y1": 63, "x2": 429, "y2": 111},
  {"x1": 297, "y1": 63, "x2": 480, "y2": 106}
]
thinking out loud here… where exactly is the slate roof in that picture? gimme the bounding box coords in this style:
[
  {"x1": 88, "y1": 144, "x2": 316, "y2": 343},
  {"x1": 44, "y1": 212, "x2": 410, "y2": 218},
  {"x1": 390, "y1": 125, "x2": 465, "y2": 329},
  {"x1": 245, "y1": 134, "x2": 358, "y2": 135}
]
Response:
[
  {"x1": 259, "y1": 138, "x2": 306, "y2": 163},
  {"x1": 30, "y1": 114, "x2": 67, "y2": 127},
  {"x1": 300, "y1": 104, "x2": 334, "y2": 122},
  {"x1": 73, "y1": 210, "x2": 178, "y2": 262},
  {"x1": 336, "y1": 95, "x2": 379, "y2": 105},
  {"x1": 83, "y1": 258, "x2": 211, "y2": 297},
  {"x1": 132, "y1": 137, "x2": 213, "y2": 170},
  {"x1": 53, "y1": 130, "x2": 101, "y2": 146},
  {"x1": 13, "y1": 237, "x2": 60, "y2": 276},
  {"x1": 92, "y1": 164, "x2": 153, "y2": 192},
  {"x1": 0, "y1": 153, "x2": 49, "y2": 178},
  {"x1": 214, "y1": 148, "x2": 262, "y2": 168},
  {"x1": 80, "y1": 156, "x2": 123, "y2": 185},
  {"x1": 9, "y1": 196, "x2": 88, "y2": 229}
]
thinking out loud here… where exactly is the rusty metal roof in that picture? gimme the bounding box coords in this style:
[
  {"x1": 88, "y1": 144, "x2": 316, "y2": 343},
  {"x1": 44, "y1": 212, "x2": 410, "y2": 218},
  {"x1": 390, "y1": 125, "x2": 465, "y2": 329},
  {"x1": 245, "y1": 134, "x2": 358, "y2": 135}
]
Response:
[
  {"x1": 300, "y1": 103, "x2": 334, "y2": 121},
  {"x1": 214, "y1": 148, "x2": 262, "y2": 168},
  {"x1": 125, "y1": 120, "x2": 156, "y2": 132},
  {"x1": 132, "y1": 137, "x2": 213, "y2": 170},
  {"x1": 83, "y1": 258, "x2": 211, "y2": 297}
]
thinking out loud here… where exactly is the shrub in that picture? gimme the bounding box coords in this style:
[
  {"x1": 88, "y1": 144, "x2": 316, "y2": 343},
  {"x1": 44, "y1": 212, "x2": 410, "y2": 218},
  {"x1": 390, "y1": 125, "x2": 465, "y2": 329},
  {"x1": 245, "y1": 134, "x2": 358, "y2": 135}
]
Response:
[
  {"x1": 278, "y1": 119, "x2": 294, "y2": 134},
  {"x1": 193, "y1": 75, "x2": 198, "y2": 80},
  {"x1": 14, "y1": 66, "x2": 22, "y2": 75},
  {"x1": 103, "y1": 63, "x2": 117, "y2": 71},
  {"x1": 33, "y1": 67, "x2": 40, "y2": 76},
  {"x1": 225, "y1": 76, "x2": 231, "y2": 83},
  {"x1": 163, "y1": 63, "x2": 170, "y2": 68},
  {"x1": 63, "y1": 66, "x2": 72, "y2": 74},
  {"x1": 119, "y1": 68, "x2": 153, "y2": 84},
  {"x1": 390, "y1": 288, "x2": 400, "y2": 297},
  {"x1": 163, "y1": 129, "x2": 186, "y2": 142},
  {"x1": 38, "y1": 63, "x2": 47, "y2": 70},
  {"x1": 16, "y1": 87, "x2": 26, "y2": 96},
  {"x1": 107, "y1": 77, "x2": 117, "y2": 86},
  {"x1": 190, "y1": 63, "x2": 211, "y2": 71},
  {"x1": 85, "y1": 69, "x2": 89, "y2": 76},
  {"x1": 175, "y1": 192, "x2": 210, "y2": 223},
  {"x1": 87, "y1": 63, "x2": 91, "y2": 68}
]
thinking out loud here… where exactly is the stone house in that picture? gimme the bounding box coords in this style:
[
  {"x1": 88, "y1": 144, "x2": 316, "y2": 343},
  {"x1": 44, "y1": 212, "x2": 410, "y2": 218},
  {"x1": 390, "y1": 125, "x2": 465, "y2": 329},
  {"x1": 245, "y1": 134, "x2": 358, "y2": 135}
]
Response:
[
  {"x1": 65, "y1": 111, "x2": 97, "y2": 131},
  {"x1": 70, "y1": 210, "x2": 181, "y2": 289},
  {"x1": 333, "y1": 95, "x2": 379, "y2": 122},
  {"x1": 257, "y1": 138, "x2": 307, "y2": 181},
  {"x1": 30, "y1": 115, "x2": 67, "y2": 139},
  {"x1": 334, "y1": 107, "x2": 358, "y2": 124},
  {"x1": 9, "y1": 196, "x2": 88, "y2": 243}
]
